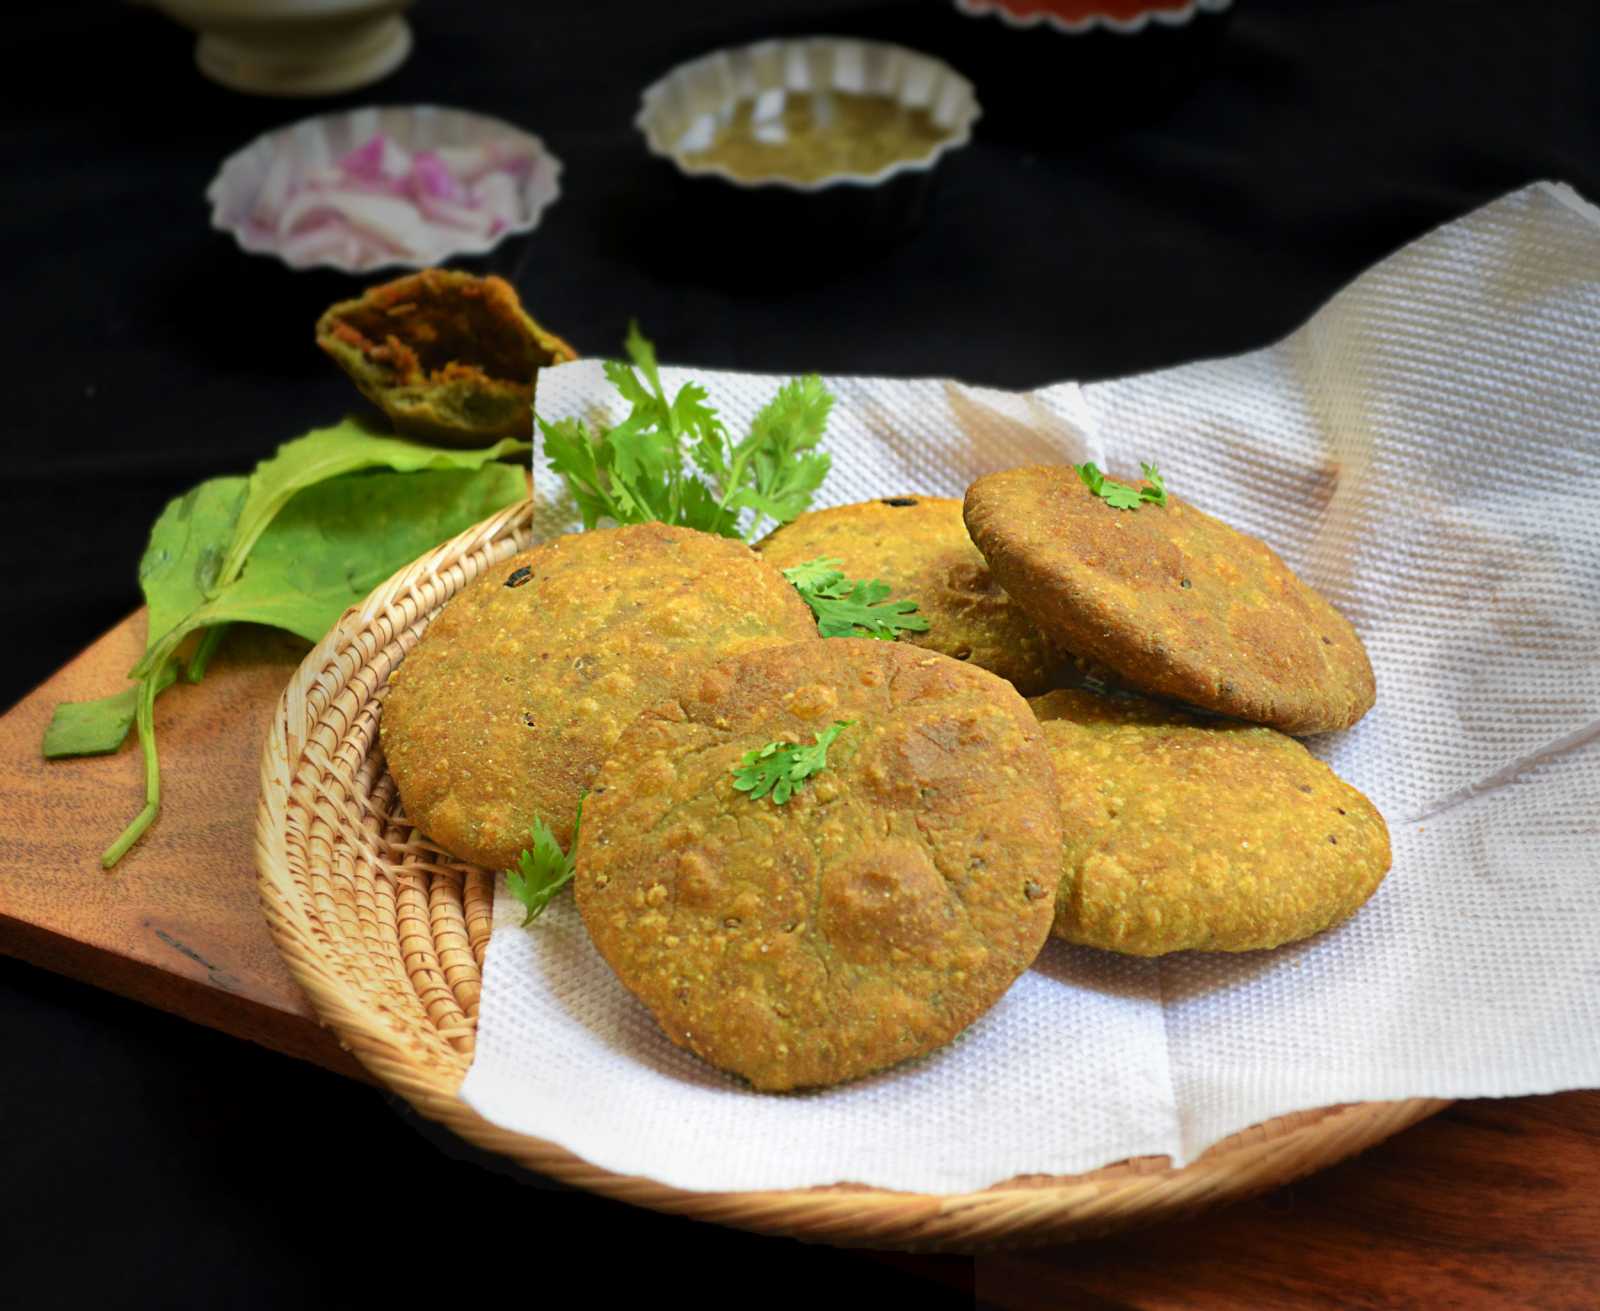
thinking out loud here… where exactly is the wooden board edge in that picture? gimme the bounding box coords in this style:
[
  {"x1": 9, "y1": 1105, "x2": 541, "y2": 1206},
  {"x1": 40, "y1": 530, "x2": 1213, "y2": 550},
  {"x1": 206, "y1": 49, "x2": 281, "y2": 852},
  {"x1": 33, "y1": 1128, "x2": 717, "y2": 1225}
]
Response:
[{"x1": 0, "y1": 911, "x2": 371, "y2": 1082}]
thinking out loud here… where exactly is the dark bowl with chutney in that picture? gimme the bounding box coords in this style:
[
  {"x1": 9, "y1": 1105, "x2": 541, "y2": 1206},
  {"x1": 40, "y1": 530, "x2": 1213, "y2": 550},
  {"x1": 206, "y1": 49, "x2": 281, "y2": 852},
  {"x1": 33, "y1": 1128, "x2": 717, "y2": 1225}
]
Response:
[
  {"x1": 635, "y1": 36, "x2": 980, "y2": 255},
  {"x1": 939, "y1": 0, "x2": 1234, "y2": 141}
]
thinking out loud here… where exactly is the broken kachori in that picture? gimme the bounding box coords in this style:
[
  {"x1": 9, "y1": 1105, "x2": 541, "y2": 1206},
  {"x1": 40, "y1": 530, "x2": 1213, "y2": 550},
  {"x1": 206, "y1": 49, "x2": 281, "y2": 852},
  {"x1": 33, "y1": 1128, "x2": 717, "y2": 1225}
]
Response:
[{"x1": 316, "y1": 269, "x2": 576, "y2": 444}]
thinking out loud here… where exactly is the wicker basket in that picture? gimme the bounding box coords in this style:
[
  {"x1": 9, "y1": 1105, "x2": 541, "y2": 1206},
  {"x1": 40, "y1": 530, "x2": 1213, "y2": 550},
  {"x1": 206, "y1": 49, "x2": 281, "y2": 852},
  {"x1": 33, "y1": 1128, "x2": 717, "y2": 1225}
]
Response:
[{"x1": 254, "y1": 499, "x2": 1446, "y2": 1251}]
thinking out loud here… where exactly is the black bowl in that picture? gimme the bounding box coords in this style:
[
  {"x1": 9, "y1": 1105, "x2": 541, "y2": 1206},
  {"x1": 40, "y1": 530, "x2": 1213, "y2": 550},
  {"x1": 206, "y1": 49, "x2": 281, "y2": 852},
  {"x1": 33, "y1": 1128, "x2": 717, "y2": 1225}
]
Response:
[
  {"x1": 632, "y1": 36, "x2": 981, "y2": 271},
  {"x1": 927, "y1": 0, "x2": 1235, "y2": 143}
]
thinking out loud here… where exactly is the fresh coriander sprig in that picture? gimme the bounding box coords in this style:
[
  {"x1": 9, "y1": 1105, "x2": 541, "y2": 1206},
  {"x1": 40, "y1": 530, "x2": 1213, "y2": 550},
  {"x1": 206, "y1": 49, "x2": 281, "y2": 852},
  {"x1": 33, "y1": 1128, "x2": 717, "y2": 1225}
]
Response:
[
  {"x1": 732, "y1": 721, "x2": 853, "y2": 805},
  {"x1": 1139, "y1": 462, "x2": 1167, "y2": 506},
  {"x1": 781, "y1": 558, "x2": 930, "y2": 640},
  {"x1": 539, "y1": 324, "x2": 833, "y2": 544},
  {"x1": 505, "y1": 797, "x2": 584, "y2": 926},
  {"x1": 1075, "y1": 461, "x2": 1168, "y2": 511}
]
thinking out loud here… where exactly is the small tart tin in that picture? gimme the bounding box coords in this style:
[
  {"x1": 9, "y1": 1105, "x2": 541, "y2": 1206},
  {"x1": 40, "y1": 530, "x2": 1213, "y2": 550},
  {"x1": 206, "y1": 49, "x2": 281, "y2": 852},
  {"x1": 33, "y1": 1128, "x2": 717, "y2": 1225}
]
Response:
[
  {"x1": 635, "y1": 36, "x2": 981, "y2": 250},
  {"x1": 206, "y1": 104, "x2": 562, "y2": 275}
]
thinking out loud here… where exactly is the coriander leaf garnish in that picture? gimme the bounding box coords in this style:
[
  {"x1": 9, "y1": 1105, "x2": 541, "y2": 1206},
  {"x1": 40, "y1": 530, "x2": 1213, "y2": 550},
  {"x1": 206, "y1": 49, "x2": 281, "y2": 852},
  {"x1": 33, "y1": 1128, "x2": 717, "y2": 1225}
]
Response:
[
  {"x1": 721, "y1": 375, "x2": 834, "y2": 529},
  {"x1": 1075, "y1": 461, "x2": 1168, "y2": 511},
  {"x1": 732, "y1": 722, "x2": 853, "y2": 805},
  {"x1": 781, "y1": 558, "x2": 931, "y2": 641},
  {"x1": 1100, "y1": 480, "x2": 1144, "y2": 510},
  {"x1": 538, "y1": 324, "x2": 833, "y2": 543},
  {"x1": 805, "y1": 579, "x2": 929, "y2": 641},
  {"x1": 779, "y1": 555, "x2": 850, "y2": 593},
  {"x1": 1139, "y1": 461, "x2": 1168, "y2": 507},
  {"x1": 505, "y1": 797, "x2": 584, "y2": 926}
]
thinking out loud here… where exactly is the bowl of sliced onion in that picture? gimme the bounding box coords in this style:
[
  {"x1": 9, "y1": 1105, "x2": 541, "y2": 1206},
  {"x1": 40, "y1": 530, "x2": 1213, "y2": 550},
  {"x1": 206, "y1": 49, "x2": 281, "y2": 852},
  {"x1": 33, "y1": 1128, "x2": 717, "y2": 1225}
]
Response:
[{"x1": 206, "y1": 104, "x2": 561, "y2": 274}]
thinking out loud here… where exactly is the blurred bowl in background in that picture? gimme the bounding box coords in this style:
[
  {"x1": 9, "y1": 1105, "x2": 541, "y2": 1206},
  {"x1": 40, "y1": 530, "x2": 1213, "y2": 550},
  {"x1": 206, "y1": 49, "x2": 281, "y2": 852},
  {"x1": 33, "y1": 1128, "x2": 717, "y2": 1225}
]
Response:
[
  {"x1": 206, "y1": 104, "x2": 562, "y2": 276},
  {"x1": 954, "y1": 0, "x2": 1232, "y2": 36},
  {"x1": 143, "y1": 0, "x2": 416, "y2": 97},
  {"x1": 944, "y1": 0, "x2": 1234, "y2": 140},
  {"x1": 635, "y1": 36, "x2": 980, "y2": 252}
]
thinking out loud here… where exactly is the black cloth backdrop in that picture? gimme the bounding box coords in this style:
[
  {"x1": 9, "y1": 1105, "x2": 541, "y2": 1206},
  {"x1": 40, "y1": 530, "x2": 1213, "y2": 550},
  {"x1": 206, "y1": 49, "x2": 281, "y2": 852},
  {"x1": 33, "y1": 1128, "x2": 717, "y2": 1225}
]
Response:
[{"x1": 4, "y1": 2, "x2": 1595, "y2": 1306}]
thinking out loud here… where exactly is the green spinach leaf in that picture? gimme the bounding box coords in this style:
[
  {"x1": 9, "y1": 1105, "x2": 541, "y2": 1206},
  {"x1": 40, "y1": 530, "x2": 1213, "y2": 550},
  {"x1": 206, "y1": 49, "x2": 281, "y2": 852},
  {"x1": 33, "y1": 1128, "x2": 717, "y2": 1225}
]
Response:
[
  {"x1": 193, "y1": 464, "x2": 527, "y2": 643},
  {"x1": 45, "y1": 418, "x2": 531, "y2": 869},
  {"x1": 215, "y1": 418, "x2": 530, "y2": 587},
  {"x1": 137, "y1": 476, "x2": 250, "y2": 656},
  {"x1": 41, "y1": 663, "x2": 179, "y2": 759}
]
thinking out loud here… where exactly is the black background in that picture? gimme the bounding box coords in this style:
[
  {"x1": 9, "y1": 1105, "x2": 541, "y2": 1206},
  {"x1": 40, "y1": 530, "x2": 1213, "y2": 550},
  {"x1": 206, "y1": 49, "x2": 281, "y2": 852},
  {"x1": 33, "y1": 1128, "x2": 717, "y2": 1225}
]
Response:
[{"x1": 4, "y1": 2, "x2": 1596, "y2": 1306}]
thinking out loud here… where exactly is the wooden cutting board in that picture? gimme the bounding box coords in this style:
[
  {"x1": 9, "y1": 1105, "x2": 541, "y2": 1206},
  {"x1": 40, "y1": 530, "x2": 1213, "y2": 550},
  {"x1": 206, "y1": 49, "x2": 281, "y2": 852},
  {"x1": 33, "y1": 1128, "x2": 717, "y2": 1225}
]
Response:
[{"x1": 0, "y1": 613, "x2": 365, "y2": 1080}]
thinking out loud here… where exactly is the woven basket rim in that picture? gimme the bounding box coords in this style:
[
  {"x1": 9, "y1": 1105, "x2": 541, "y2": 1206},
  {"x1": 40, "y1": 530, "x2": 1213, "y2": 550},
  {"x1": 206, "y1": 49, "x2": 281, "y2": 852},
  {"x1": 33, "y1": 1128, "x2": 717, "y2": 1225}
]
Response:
[{"x1": 253, "y1": 498, "x2": 1447, "y2": 1250}]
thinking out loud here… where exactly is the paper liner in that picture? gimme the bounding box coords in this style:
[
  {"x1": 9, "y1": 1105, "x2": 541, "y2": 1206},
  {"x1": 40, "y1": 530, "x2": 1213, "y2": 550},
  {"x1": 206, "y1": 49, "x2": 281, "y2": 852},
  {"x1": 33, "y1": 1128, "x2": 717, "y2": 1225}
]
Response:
[{"x1": 450, "y1": 182, "x2": 1600, "y2": 1196}]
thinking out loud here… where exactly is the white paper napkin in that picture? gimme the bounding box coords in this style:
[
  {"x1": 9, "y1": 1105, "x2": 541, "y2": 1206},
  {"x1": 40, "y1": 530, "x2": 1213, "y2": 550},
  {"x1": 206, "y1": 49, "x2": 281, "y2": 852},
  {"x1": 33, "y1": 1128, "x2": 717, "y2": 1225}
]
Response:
[{"x1": 460, "y1": 181, "x2": 1600, "y2": 1192}]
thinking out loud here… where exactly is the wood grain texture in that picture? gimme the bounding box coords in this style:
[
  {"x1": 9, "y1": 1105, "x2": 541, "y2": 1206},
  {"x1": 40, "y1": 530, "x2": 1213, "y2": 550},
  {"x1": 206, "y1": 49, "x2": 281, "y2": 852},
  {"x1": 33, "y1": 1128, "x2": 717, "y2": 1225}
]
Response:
[
  {"x1": 971, "y1": 1090, "x2": 1600, "y2": 1310},
  {"x1": 0, "y1": 614, "x2": 365, "y2": 1080}
]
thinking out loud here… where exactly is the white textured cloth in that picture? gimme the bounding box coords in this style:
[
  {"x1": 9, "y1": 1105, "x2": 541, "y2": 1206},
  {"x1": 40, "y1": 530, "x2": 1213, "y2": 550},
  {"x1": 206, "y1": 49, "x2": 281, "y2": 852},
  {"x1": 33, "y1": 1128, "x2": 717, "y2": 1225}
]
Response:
[{"x1": 460, "y1": 181, "x2": 1600, "y2": 1192}]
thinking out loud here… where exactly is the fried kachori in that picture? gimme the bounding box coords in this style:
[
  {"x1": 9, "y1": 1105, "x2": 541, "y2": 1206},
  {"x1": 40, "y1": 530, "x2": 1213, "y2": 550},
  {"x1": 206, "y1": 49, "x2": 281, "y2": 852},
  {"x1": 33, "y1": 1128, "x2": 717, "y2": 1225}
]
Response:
[
  {"x1": 381, "y1": 523, "x2": 817, "y2": 869},
  {"x1": 758, "y1": 495, "x2": 1071, "y2": 694},
  {"x1": 964, "y1": 465, "x2": 1376, "y2": 734},
  {"x1": 576, "y1": 638, "x2": 1063, "y2": 1091},
  {"x1": 1032, "y1": 687, "x2": 1390, "y2": 956}
]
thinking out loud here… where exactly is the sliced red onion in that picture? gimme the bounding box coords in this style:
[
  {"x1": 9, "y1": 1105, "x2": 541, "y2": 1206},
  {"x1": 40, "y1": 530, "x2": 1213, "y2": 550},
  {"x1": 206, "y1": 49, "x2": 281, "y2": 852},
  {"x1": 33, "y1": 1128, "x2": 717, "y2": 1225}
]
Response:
[
  {"x1": 413, "y1": 193, "x2": 498, "y2": 236},
  {"x1": 282, "y1": 222, "x2": 359, "y2": 268},
  {"x1": 339, "y1": 134, "x2": 387, "y2": 180},
  {"x1": 225, "y1": 120, "x2": 553, "y2": 268},
  {"x1": 410, "y1": 150, "x2": 470, "y2": 204}
]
